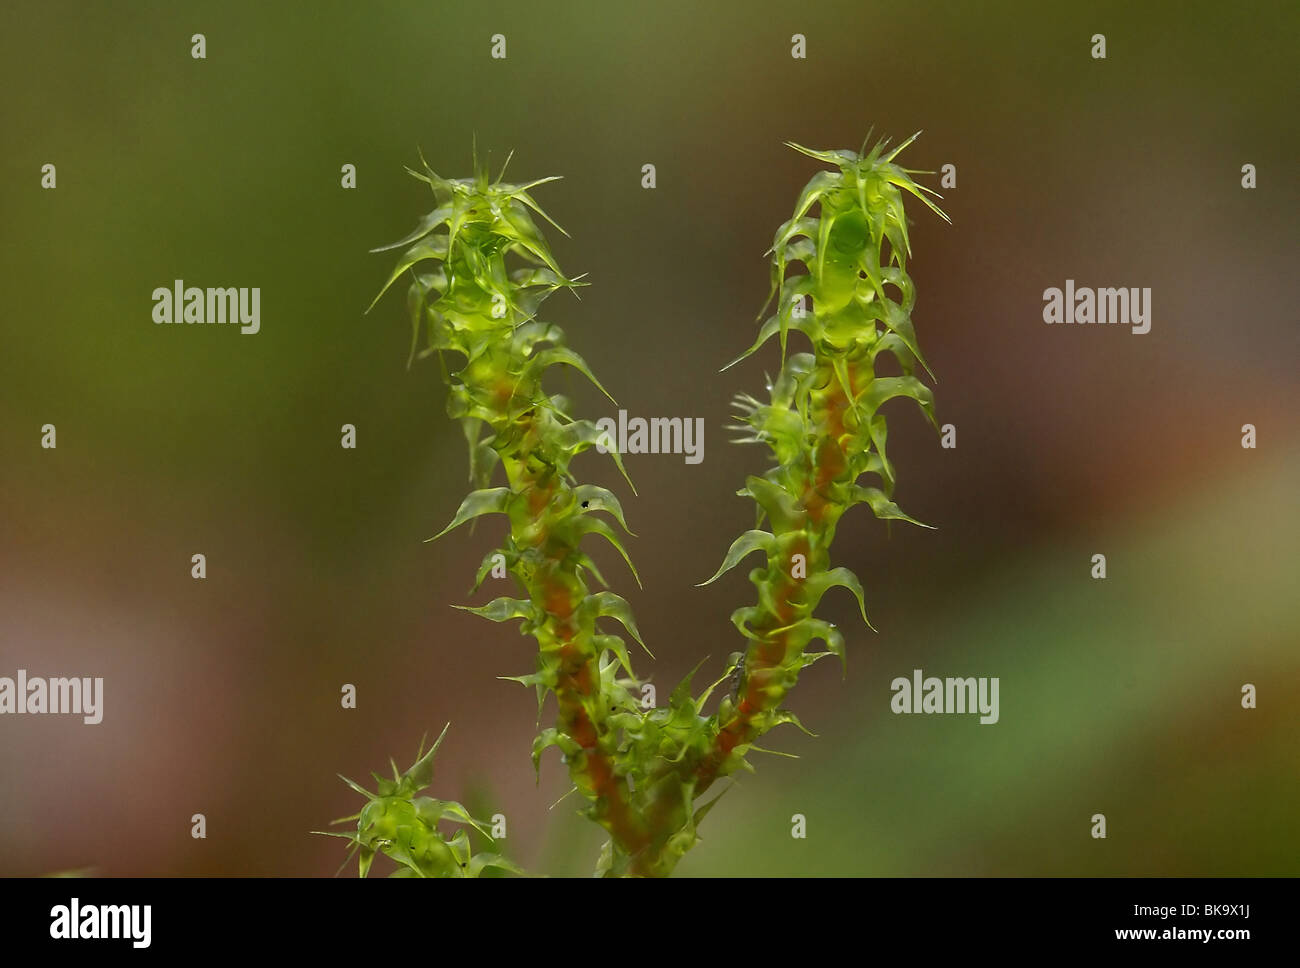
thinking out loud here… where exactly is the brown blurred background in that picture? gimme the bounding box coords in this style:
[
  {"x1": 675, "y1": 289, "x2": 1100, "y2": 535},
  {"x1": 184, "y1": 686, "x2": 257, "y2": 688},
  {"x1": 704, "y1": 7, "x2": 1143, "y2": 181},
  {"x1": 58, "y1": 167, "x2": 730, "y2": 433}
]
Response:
[{"x1": 0, "y1": 0, "x2": 1296, "y2": 876}]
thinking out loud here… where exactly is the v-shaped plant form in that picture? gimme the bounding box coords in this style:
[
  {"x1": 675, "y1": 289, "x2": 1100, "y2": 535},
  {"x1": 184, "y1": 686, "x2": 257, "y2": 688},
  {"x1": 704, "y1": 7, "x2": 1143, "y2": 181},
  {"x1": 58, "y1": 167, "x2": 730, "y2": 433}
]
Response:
[{"x1": 334, "y1": 132, "x2": 948, "y2": 877}]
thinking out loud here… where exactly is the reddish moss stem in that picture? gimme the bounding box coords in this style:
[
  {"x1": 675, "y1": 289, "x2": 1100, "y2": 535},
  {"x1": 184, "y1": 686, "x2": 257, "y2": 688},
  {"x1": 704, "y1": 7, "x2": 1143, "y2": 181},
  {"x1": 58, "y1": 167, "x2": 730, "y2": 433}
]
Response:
[{"x1": 507, "y1": 455, "x2": 649, "y2": 860}]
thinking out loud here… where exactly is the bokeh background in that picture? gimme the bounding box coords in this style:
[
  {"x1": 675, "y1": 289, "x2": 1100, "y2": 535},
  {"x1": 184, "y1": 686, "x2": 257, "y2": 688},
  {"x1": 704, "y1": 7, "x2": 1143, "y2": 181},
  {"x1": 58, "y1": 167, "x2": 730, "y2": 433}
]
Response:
[{"x1": 1, "y1": 0, "x2": 1296, "y2": 876}]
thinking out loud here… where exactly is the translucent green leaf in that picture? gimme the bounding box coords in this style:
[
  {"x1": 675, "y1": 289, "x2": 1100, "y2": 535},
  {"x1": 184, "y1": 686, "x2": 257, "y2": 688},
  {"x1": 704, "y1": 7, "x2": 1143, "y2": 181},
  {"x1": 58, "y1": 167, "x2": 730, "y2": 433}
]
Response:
[
  {"x1": 530, "y1": 347, "x2": 617, "y2": 404},
  {"x1": 555, "y1": 419, "x2": 636, "y2": 495},
  {"x1": 721, "y1": 314, "x2": 781, "y2": 372},
  {"x1": 574, "y1": 517, "x2": 641, "y2": 588},
  {"x1": 767, "y1": 216, "x2": 820, "y2": 258},
  {"x1": 404, "y1": 723, "x2": 450, "y2": 792},
  {"x1": 426, "y1": 487, "x2": 511, "y2": 542},
  {"x1": 857, "y1": 374, "x2": 937, "y2": 429},
  {"x1": 337, "y1": 774, "x2": 375, "y2": 800},
  {"x1": 884, "y1": 169, "x2": 951, "y2": 224},
  {"x1": 741, "y1": 476, "x2": 802, "y2": 533},
  {"x1": 370, "y1": 204, "x2": 452, "y2": 253},
  {"x1": 784, "y1": 142, "x2": 859, "y2": 167},
  {"x1": 692, "y1": 785, "x2": 731, "y2": 827},
  {"x1": 878, "y1": 300, "x2": 934, "y2": 381},
  {"x1": 769, "y1": 708, "x2": 818, "y2": 737},
  {"x1": 747, "y1": 744, "x2": 798, "y2": 758},
  {"x1": 694, "y1": 657, "x2": 739, "y2": 714},
  {"x1": 532, "y1": 728, "x2": 580, "y2": 777},
  {"x1": 669, "y1": 657, "x2": 710, "y2": 712},
  {"x1": 802, "y1": 566, "x2": 875, "y2": 631},
  {"x1": 415, "y1": 797, "x2": 490, "y2": 838},
  {"x1": 467, "y1": 852, "x2": 524, "y2": 877},
  {"x1": 698, "y1": 530, "x2": 776, "y2": 586},
  {"x1": 879, "y1": 131, "x2": 921, "y2": 165},
  {"x1": 769, "y1": 616, "x2": 848, "y2": 674},
  {"x1": 573, "y1": 549, "x2": 609, "y2": 589},
  {"x1": 452, "y1": 597, "x2": 535, "y2": 624},
  {"x1": 367, "y1": 235, "x2": 450, "y2": 314},
  {"x1": 788, "y1": 169, "x2": 841, "y2": 233},
  {"x1": 470, "y1": 547, "x2": 510, "y2": 594},
  {"x1": 572, "y1": 484, "x2": 634, "y2": 535},
  {"x1": 847, "y1": 484, "x2": 934, "y2": 529},
  {"x1": 589, "y1": 591, "x2": 649, "y2": 654},
  {"x1": 593, "y1": 633, "x2": 635, "y2": 677},
  {"x1": 729, "y1": 605, "x2": 764, "y2": 641},
  {"x1": 358, "y1": 846, "x2": 375, "y2": 879}
]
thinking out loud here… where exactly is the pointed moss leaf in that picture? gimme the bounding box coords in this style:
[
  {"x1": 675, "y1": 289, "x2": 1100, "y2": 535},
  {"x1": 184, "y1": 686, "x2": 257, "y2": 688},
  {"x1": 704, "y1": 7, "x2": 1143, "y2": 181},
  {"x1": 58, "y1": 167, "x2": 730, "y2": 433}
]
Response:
[
  {"x1": 589, "y1": 591, "x2": 649, "y2": 654},
  {"x1": 498, "y1": 201, "x2": 563, "y2": 277},
  {"x1": 803, "y1": 566, "x2": 874, "y2": 630},
  {"x1": 748, "y1": 744, "x2": 799, "y2": 759},
  {"x1": 338, "y1": 774, "x2": 375, "y2": 800},
  {"x1": 593, "y1": 633, "x2": 635, "y2": 677},
  {"x1": 831, "y1": 353, "x2": 855, "y2": 403},
  {"x1": 669, "y1": 657, "x2": 710, "y2": 712},
  {"x1": 464, "y1": 419, "x2": 500, "y2": 490},
  {"x1": 879, "y1": 301, "x2": 934, "y2": 381},
  {"x1": 511, "y1": 318, "x2": 564, "y2": 355},
  {"x1": 768, "y1": 216, "x2": 820, "y2": 258},
  {"x1": 789, "y1": 169, "x2": 840, "y2": 221},
  {"x1": 404, "y1": 722, "x2": 450, "y2": 792},
  {"x1": 865, "y1": 414, "x2": 895, "y2": 496},
  {"x1": 785, "y1": 142, "x2": 860, "y2": 167},
  {"x1": 729, "y1": 605, "x2": 763, "y2": 641},
  {"x1": 848, "y1": 485, "x2": 934, "y2": 529},
  {"x1": 371, "y1": 205, "x2": 452, "y2": 254},
  {"x1": 427, "y1": 487, "x2": 511, "y2": 542},
  {"x1": 416, "y1": 797, "x2": 489, "y2": 838},
  {"x1": 498, "y1": 670, "x2": 548, "y2": 689},
  {"x1": 772, "y1": 617, "x2": 849, "y2": 674},
  {"x1": 471, "y1": 547, "x2": 509, "y2": 594},
  {"x1": 694, "y1": 662, "x2": 735, "y2": 714},
  {"x1": 770, "y1": 708, "x2": 818, "y2": 737},
  {"x1": 406, "y1": 278, "x2": 428, "y2": 370},
  {"x1": 574, "y1": 517, "x2": 641, "y2": 588},
  {"x1": 499, "y1": 670, "x2": 553, "y2": 723},
  {"x1": 367, "y1": 236, "x2": 450, "y2": 314},
  {"x1": 743, "y1": 476, "x2": 802, "y2": 533},
  {"x1": 467, "y1": 853, "x2": 523, "y2": 877},
  {"x1": 312, "y1": 829, "x2": 359, "y2": 842},
  {"x1": 512, "y1": 188, "x2": 569, "y2": 238},
  {"x1": 573, "y1": 550, "x2": 609, "y2": 589},
  {"x1": 698, "y1": 530, "x2": 776, "y2": 586},
  {"x1": 721, "y1": 314, "x2": 782, "y2": 372},
  {"x1": 573, "y1": 484, "x2": 634, "y2": 534},
  {"x1": 453, "y1": 597, "x2": 535, "y2": 624},
  {"x1": 532, "y1": 728, "x2": 579, "y2": 777},
  {"x1": 870, "y1": 331, "x2": 919, "y2": 378},
  {"x1": 692, "y1": 784, "x2": 731, "y2": 827},
  {"x1": 884, "y1": 170, "x2": 951, "y2": 224},
  {"x1": 358, "y1": 846, "x2": 375, "y2": 879},
  {"x1": 531, "y1": 347, "x2": 617, "y2": 404},
  {"x1": 858, "y1": 375, "x2": 937, "y2": 429},
  {"x1": 556, "y1": 420, "x2": 637, "y2": 495}
]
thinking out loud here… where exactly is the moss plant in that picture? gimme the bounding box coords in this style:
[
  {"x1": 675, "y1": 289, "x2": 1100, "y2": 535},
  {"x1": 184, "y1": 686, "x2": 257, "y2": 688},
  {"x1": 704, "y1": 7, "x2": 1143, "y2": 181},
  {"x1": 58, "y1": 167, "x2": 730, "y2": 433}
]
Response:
[
  {"x1": 322, "y1": 725, "x2": 517, "y2": 877},
  {"x1": 629, "y1": 132, "x2": 950, "y2": 874},
  {"x1": 346, "y1": 133, "x2": 946, "y2": 877},
  {"x1": 355, "y1": 149, "x2": 654, "y2": 876}
]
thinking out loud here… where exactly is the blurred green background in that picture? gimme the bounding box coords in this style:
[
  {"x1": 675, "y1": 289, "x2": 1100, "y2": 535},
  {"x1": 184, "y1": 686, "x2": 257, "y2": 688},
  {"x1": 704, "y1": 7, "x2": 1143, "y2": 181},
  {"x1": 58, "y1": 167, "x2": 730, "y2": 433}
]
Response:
[{"x1": 0, "y1": 0, "x2": 1296, "y2": 876}]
